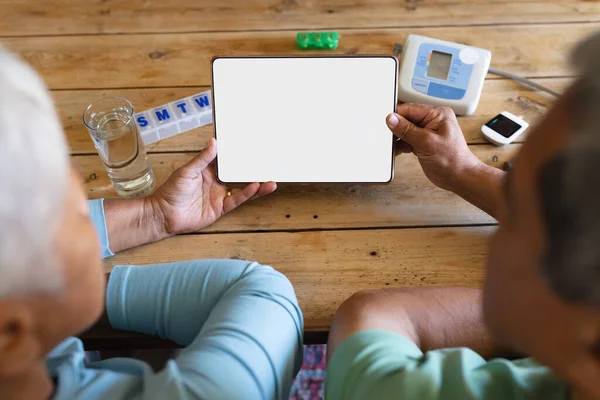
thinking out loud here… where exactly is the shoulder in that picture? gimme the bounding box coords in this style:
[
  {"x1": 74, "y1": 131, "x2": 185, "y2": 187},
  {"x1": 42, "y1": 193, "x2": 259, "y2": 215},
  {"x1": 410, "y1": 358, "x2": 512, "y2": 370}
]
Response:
[{"x1": 46, "y1": 338, "x2": 146, "y2": 400}]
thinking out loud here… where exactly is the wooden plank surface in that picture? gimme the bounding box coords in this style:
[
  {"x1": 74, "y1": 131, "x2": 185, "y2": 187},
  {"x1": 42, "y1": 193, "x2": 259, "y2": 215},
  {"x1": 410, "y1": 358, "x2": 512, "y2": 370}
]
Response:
[
  {"x1": 60, "y1": 79, "x2": 564, "y2": 154},
  {"x1": 102, "y1": 226, "x2": 494, "y2": 331},
  {"x1": 75, "y1": 145, "x2": 516, "y2": 232},
  {"x1": 1, "y1": 1, "x2": 598, "y2": 36},
  {"x1": 3, "y1": 24, "x2": 595, "y2": 90}
]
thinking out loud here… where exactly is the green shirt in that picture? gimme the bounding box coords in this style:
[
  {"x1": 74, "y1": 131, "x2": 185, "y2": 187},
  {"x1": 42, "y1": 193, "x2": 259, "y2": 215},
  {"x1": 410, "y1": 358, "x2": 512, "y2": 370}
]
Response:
[{"x1": 326, "y1": 330, "x2": 568, "y2": 399}]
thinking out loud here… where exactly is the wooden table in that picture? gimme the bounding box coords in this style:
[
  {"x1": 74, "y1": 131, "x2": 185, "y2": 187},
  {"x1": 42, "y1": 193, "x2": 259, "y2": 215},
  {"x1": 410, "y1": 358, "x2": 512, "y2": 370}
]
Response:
[{"x1": 2, "y1": 1, "x2": 598, "y2": 347}]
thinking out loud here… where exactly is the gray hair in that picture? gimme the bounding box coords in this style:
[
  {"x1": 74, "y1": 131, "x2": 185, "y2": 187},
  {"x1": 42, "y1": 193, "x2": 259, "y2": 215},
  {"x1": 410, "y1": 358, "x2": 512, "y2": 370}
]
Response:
[
  {"x1": 538, "y1": 31, "x2": 600, "y2": 306},
  {"x1": 0, "y1": 47, "x2": 69, "y2": 299}
]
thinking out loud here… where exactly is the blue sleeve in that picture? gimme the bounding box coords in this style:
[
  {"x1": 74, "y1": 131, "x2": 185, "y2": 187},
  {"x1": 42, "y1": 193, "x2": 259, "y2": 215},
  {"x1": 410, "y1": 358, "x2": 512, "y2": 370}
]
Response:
[
  {"x1": 68, "y1": 199, "x2": 303, "y2": 399},
  {"x1": 88, "y1": 199, "x2": 114, "y2": 259},
  {"x1": 102, "y1": 260, "x2": 304, "y2": 400},
  {"x1": 326, "y1": 330, "x2": 568, "y2": 400}
]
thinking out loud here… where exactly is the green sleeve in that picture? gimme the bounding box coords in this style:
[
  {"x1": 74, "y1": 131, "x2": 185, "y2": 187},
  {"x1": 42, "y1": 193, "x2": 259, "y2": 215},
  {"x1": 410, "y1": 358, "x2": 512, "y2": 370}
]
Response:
[{"x1": 326, "y1": 330, "x2": 568, "y2": 400}]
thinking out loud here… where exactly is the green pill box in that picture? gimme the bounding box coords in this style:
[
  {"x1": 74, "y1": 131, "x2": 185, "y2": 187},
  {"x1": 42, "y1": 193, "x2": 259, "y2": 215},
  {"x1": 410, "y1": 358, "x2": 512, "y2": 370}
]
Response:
[{"x1": 297, "y1": 32, "x2": 340, "y2": 50}]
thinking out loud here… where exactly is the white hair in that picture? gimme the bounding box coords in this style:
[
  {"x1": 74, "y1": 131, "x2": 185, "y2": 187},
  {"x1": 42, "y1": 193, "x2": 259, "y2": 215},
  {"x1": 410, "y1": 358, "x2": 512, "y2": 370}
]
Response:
[{"x1": 0, "y1": 46, "x2": 69, "y2": 299}]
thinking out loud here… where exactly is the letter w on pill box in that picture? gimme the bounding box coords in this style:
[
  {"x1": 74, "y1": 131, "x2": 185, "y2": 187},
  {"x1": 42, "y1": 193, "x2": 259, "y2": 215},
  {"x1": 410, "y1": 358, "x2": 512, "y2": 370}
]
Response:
[{"x1": 135, "y1": 90, "x2": 214, "y2": 145}]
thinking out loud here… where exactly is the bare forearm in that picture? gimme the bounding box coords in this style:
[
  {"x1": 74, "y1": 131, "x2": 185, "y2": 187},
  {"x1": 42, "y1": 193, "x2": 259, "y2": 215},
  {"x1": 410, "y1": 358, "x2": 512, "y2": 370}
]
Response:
[
  {"x1": 103, "y1": 197, "x2": 170, "y2": 253},
  {"x1": 451, "y1": 161, "x2": 506, "y2": 220},
  {"x1": 388, "y1": 288, "x2": 495, "y2": 354},
  {"x1": 329, "y1": 287, "x2": 511, "y2": 362}
]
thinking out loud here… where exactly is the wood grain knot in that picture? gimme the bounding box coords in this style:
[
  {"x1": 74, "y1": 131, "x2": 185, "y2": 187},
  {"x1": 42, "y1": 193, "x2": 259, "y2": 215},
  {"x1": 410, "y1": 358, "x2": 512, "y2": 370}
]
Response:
[
  {"x1": 405, "y1": 0, "x2": 421, "y2": 11},
  {"x1": 148, "y1": 51, "x2": 167, "y2": 60}
]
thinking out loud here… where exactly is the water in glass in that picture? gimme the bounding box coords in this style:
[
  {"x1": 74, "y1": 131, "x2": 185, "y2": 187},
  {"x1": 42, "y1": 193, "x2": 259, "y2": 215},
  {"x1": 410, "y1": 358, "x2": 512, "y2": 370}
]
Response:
[{"x1": 84, "y1": 98, "x2": 155, "y2": 198}]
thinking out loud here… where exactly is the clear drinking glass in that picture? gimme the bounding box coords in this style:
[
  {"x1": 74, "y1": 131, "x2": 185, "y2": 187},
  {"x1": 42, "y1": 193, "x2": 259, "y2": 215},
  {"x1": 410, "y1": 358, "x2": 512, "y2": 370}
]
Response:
[{"x1": 83, "y1": 97, "x2": 155, "y2": 198}]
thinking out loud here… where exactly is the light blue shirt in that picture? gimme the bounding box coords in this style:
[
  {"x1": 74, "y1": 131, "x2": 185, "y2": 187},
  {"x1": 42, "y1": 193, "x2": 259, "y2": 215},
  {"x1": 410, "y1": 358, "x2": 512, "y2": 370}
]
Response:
[{"x1": 46, "y1": 199, "x2": 304, "y2": 400}]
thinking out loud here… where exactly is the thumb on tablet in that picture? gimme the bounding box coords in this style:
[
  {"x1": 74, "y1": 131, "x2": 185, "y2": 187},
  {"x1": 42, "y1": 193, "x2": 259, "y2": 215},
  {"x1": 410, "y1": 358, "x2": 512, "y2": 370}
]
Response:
[
  {"x1": 183, "y1": 137, "x2": 217, "y2": 173},
  {"x1": 386, "y1": 113, "x2": 426, "y2": 147}
]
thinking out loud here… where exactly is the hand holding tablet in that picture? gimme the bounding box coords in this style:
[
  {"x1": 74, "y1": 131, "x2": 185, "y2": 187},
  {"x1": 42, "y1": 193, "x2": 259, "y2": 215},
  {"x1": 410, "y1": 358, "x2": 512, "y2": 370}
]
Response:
[{"x1": 211, "y1": 56, "x2": 399, "y2": 184}]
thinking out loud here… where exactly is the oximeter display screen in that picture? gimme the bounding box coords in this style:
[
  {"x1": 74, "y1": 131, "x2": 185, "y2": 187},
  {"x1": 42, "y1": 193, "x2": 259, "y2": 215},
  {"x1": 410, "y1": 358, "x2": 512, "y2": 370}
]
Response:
[
  {"x1": 486, "y1": 114, "x2": 522, "y2": 138},
  {"x1": 427, "y1": 51, "x2": 452, "y2": 80}
]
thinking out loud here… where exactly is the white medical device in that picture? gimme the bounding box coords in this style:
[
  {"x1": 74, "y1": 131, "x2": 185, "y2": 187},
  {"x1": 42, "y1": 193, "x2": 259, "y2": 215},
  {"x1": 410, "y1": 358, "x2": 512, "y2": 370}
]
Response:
[
  {"x1": 398, "y1": 35, "x2": 492, "y2": 116},
  {"x1": 481, "y1": 111, "x2": 529, "y2": 146}
]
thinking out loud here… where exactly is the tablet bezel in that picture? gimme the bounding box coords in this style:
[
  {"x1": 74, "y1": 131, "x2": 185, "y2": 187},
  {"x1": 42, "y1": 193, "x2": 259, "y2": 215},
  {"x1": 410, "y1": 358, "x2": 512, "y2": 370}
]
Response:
[{"x1": 211, "y1": 55, "x2": 398, "y2": 184}]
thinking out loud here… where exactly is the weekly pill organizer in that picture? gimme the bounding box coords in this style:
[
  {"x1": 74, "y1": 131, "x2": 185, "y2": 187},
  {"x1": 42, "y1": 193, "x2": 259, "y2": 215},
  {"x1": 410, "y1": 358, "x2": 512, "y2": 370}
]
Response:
[{"x1": 135, "y1": 90, "x2": 213, "y2": 145}]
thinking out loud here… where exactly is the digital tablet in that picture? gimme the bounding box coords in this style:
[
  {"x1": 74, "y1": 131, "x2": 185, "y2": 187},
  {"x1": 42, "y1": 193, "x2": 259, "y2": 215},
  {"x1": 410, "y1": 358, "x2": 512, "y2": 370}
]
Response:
[{"x1": 211, "y1": 56, "x2": 398, "y2": 183}]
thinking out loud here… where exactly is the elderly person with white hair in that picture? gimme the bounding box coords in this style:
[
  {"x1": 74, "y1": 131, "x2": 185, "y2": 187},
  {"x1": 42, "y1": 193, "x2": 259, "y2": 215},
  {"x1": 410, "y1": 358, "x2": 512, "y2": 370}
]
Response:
[{"x1": 0, "y1": 48, "x2": 303, "y2": 400}]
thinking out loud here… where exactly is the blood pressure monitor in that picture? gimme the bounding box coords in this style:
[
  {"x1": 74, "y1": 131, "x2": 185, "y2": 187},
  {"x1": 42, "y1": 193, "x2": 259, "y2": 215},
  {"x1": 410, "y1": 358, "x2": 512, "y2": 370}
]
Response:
[{"x1": 398, "y1": 35, "x2": 492, "y2": 116}]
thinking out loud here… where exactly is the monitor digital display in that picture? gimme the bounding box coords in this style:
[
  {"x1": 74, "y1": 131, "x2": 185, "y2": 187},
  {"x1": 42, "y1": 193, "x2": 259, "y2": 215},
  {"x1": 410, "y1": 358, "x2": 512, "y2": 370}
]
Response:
[{"x1": 427, "y1": 51, "x2": 452, "y2": 80}]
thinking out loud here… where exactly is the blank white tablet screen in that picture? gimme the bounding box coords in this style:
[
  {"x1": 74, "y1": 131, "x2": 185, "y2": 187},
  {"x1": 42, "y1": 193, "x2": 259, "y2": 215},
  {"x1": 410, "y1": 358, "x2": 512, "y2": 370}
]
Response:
[{"x1": 212, "y1": 56, "x2": 398, "y2": 183}]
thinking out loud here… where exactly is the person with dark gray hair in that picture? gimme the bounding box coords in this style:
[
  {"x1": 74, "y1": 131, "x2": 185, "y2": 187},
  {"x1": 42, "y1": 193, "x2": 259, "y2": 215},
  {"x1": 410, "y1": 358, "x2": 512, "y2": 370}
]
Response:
[{"x1": 326, "y1": 32, "x2": 600, "y2": 399}]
